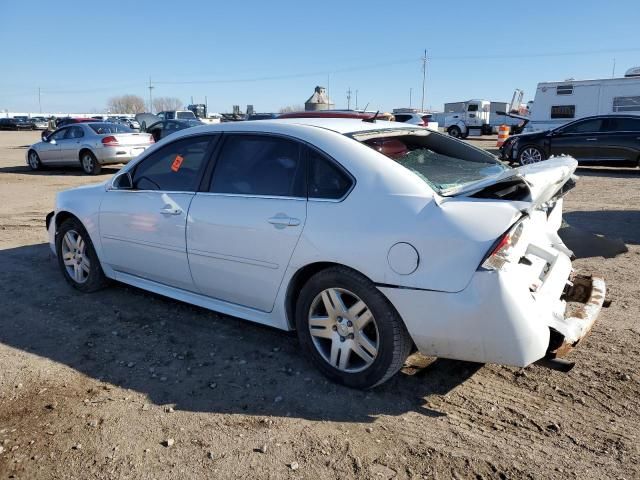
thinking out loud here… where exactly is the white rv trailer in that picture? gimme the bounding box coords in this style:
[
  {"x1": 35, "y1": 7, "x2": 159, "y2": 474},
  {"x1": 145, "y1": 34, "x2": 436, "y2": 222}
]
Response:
[{"x1": 526, "y1": 67, "x2": 640, "y2": 132}]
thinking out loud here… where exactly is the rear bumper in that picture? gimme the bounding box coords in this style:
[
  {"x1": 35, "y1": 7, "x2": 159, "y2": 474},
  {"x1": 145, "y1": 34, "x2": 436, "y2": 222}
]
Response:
[
  {"x1": 96, "y1": 145, "x2": 150, "y2": 165},
  {"x1": 548, "y1": 274, "x2": 606, "y2": 358},
  {"x1": 380, "y1": 265, "x2": 605, "y2": 368}
]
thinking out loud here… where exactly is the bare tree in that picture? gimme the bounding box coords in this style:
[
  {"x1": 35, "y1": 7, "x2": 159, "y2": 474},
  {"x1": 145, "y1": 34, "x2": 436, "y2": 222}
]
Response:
[
  {"x1": 278, "y1": 104, "x2": 304, "y2": 113},
  {"x1": 107, "y1": 95, "x2": 146, "y2": 114},
  {"x1": 153, "y1": 97, "x2": 184, "y2": 112}
]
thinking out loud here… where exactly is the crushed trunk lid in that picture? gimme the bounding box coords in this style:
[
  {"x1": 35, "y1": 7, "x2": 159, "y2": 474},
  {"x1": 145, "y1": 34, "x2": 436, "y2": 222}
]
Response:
[{"x1": 440, "y1": 156, "x2": 578, "y2": 212}]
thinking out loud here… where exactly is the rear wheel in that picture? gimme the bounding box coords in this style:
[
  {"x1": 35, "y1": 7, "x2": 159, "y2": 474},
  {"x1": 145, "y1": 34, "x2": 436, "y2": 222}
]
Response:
[
  {"x1": 519, "y1": 146, "x2": 545, "y2": 165},
  {"x1": 55, "y1": 218, "x2": 108, "y2": 292},
  {"x1": 448, "y1": 126, "x2": 462, "y2": 138},
  {"x1": 295, "y1": 267, "x2": 412, "y2": 389},
  {"x1": 80, "y1": 151, "x2": 102, "y2": 175},
  {"x1": 27, "y1": 150, "x2": 42, "y2": 171}
]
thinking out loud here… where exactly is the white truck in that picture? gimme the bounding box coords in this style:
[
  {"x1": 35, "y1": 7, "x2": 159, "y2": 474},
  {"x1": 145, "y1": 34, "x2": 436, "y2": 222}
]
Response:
[
  {"x1": 442, "y1": 90, "x2": 526, "y2": 138},
  {"x1": 525, "y1": 66, "x2": 640, "y2": 132}
]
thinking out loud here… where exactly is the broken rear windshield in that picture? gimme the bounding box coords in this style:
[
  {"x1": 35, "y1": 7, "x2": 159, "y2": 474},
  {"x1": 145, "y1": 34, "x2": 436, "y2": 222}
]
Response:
[{"x1": 352, "y1": 128, "x2": 508, "y2": 195}]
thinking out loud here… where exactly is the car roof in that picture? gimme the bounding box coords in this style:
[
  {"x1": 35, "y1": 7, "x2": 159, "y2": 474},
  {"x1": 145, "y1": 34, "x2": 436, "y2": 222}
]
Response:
[{"x1": 178, "y1": 118, "x2": 418, "y2": 136}]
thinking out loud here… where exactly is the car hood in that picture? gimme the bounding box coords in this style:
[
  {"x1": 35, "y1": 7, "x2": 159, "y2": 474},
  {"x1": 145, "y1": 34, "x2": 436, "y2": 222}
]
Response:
[{"x1": 440, "y1": 156, "x2": 577, "y2": 212}]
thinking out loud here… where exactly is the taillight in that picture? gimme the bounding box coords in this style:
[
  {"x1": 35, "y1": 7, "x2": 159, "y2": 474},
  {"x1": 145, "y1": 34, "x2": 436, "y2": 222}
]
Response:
[
  {"x1": 101, "y1": 136, "x2": 119, "y2": 147},
  {"x1": 479, "y1": 220, "x2": 525, "y2": 271}
]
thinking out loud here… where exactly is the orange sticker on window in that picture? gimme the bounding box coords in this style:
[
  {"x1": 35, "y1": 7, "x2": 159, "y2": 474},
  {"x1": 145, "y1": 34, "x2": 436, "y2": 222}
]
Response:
[{"x1": 171, "y1": 154, "x2": 184, "y2": 172}]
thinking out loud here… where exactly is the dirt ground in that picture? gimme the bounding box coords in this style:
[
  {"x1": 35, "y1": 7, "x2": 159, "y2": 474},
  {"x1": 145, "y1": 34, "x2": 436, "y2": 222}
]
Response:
[{"x1": 0, "y1": 131, "x2": 638, "y2": 480}]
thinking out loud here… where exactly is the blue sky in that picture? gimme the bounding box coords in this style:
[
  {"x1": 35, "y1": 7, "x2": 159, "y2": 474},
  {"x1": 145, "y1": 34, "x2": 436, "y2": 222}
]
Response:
[{"x1": 1, "y1": 0, "x2": 639, "y2": 114}]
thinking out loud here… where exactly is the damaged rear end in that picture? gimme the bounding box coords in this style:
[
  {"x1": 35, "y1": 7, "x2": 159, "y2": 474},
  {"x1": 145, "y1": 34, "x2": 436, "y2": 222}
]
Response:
[
  {"x1": 355, "y1": 128, "x2": 605, "y2": 369},
  {"x1": 465, "y1": 157, "x2": 606, "y2": 366}
]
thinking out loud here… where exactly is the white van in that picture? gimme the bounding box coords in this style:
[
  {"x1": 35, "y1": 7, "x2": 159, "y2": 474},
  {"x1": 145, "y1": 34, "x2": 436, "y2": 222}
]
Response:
[{"x1": 526, "y1": 67, "x2": 640, "y2": 132}]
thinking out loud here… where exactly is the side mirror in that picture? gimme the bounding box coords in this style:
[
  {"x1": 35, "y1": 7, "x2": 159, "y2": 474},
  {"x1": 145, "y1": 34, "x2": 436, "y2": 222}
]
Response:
[{"x1": 112, "y1": 171, "x2": 133, "y2": 190}]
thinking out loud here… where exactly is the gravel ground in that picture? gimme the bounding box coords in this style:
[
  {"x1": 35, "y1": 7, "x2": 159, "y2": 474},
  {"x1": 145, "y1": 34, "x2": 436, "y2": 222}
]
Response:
[{"x1": 0, "y1": 131, "x2": 638, "y2": 480}]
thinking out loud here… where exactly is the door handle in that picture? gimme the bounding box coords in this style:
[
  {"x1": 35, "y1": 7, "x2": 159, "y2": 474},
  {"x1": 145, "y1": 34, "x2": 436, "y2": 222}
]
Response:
[
  {"x1": 160, "y1": 206, "x2": 182, "y2": 215},
  {"x1": 585, "y1": 138, "x2": 598, "y2": 141},
  {"x1": 268, "y1": 215, "x2": 300, "y2": 227}
]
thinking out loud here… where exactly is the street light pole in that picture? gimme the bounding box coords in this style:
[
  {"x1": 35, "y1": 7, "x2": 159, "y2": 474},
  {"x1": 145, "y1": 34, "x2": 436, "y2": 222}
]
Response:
[
  {"x1": 148, "y1": 77, "x2": 155, "y2": 113},
  {"x1": 421, "y1": 49, "x2": 427, "y2": 113}
]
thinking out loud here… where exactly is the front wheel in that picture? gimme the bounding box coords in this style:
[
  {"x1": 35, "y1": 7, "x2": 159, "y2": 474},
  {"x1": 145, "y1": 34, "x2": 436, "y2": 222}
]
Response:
[
  {"x1": 447, "y1": 126, "x2": 462, "y2": 138},
  {"x1": 295, "y1": 267, "x2": 412, "y2": 389},
  {"x1": 519, "y1": 146, "x2": 545, "y2": 165},
  {"x1": 56, "y1": 218, "x2": 108, "y2": 292},
  {"x1": 27, "y1": 150, "x2": 42, "y2": 171},
  {"x1": 80, "y1": 151, "x2": 102, "y2": 175}
]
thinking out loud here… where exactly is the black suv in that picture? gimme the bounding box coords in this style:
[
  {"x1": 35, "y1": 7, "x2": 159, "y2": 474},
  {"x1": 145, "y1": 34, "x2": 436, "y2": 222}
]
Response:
[{"x1": 500, "y1": 115, "x2": 640, "y2": 166}]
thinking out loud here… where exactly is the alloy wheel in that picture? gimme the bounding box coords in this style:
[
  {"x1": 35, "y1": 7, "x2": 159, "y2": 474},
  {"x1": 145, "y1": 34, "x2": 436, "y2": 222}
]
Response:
[
  {"x1": 520, "y1": 147, "x2": 543, "y2": 164},
  {"x1": 61, "y1": 230, "x2": 90, "y2": 284},
  {"x1": 82, "y1": 154, "x2": 94, "y2": 173},
  {"x1": 308, "y1": 287, "x2": 379, "y2": 373},
  {"x1": 28, "y1": 152, "x2": 39, "y2": 169}
]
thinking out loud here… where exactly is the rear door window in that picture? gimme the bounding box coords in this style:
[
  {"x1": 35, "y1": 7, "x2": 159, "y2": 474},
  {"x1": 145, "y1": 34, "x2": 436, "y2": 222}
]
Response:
[
  {"x1": 604, "y1": 117, "x2": 640, "y2": 132},
  {"x1": 209, "y1": 135, "x2": 305, "y2": 197},
  {"x1": 132, "y1": 135, "x2": 214, "y2": 191}
]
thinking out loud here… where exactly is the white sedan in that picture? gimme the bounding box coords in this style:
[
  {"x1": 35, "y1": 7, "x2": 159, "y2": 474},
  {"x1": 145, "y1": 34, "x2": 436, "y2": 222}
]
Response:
[{"x1": 46, "y1": 118, "x2": 605, "y2": 388}]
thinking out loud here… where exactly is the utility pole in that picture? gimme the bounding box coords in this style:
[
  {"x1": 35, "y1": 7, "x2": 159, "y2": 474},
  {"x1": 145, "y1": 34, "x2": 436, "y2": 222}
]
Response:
[
  {"x1": 409, "y1": 87, "x2": 412, "y2": 108},
  {"x1": 327, "y1": 74, "x2": 330, "y2": 108},
  {"x1": 355, "y1": 90, "x2": 358, "y2": 110},
  {"x1": 38, "y1": 87, "x2": 42, "y2": 113},
  {"x1": 148, "y1": 77, "x2": 154, "y2": 113},
  {"x1": 347, "y1": 87, "x2": 352, "y2": 110},
  {"x1": 612, "y1": 57, "x2": 616, "y2": 78},
  {"x1": 421, "y1": 49, "x2": 427, "y2": 113},
  {"x1": 205, "y1": 95, "x2": 208, "y2": 116},
  {"x1": 191, "y1": 95, "x2": 194, "y2": 105}
]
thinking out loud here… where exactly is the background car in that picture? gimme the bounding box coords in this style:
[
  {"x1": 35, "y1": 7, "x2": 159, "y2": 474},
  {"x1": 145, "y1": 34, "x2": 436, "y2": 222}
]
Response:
[
  {"x1": 0, "y1": 118, "x2": 33, "y2": 130},
  {"x1": 31, "y1": 117, "x2": 49, "y2": 130},
  {"x1": 27, "y1": 122, "x2": 154, "y2": 174},
  {"x1": 393, "y1": 112, "x2": 439, "y2": 131},
  {"x1": 145, "y1": 119, "x2": 203, "y2": 142},
  {"x1": 56, "y1": 117, "x2": 99, "y2": 128},
  {"x1": 44, "y1": 118, "x2": 602, "y2": 388},
  {"x1": 500, "y1": 114, "x2": 640, "y2": 165},
  {"x1": 157, "y1": 110, "x2": 197, "y2": 121},
  {"x1": 246, "y1": 113, "x2": 279, "y2": 121},
  {"x1": 134, "y1": 112, "x2": 161, "y2": 131}
]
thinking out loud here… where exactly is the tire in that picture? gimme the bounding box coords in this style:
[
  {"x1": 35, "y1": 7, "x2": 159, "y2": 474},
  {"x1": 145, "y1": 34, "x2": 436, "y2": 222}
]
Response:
[
  {"x1": 448, "y1": 126, "x2": 462, "y2": 138},
  {"x1": 55, "y1": 217, "x2": 108, "y2": 293},
  {"x1": 295, "y1": 266, "x2": 413, "y2": 389},
  {"x1": 518, "y1": 145, "x2": 545, "y2": 165},
  {"x1": 27, "y1": 150, "x2": 42, "y2": 171},
  {"x1": 80, "y1": 150, "x2": 102, "y2": 175}
]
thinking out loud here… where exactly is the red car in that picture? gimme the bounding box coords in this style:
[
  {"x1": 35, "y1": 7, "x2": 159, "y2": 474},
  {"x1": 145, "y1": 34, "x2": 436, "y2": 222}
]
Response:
[{"x1": 278, "y1": 110, "x2": 395, "y2": 121}]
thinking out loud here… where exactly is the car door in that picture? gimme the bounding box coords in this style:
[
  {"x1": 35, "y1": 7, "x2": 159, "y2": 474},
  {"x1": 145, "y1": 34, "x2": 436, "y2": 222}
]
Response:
[
  {"x1": 58, "y1": 125, "x2": 85, "y2": 164},
  {"x1": 549, "y1": 117, "x2": 605, "y2": 161},
  {"x1": 99, "y1": 135, "x2": 216, "y2": 291},
  {"x1": 39, "y1": 127, "x2": 68, "y2": 163},
  {"x1": 187, "y1": 134, "x2": 307, "y2": 312},
  {"x1": 599, "y1": 117, "x2": 640, "y2": 163}
]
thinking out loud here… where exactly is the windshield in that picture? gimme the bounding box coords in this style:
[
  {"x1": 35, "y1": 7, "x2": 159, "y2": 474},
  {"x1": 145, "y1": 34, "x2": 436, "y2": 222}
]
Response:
[
  {"x1": 353, "y1": 129, "x2": 508, "y2": 195},
  {"x1": 177, "y1": 111, "x2": 196, "y2": 119},
  {"x1": 89, "y1": 123, "x2": 133, "y2": 134}
]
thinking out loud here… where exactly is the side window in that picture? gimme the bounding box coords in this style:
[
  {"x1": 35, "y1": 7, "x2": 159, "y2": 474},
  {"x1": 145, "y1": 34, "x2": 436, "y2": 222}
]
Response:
[
  {"x1": 467, "y1": 104, "x2": 479, "y2": 112},
  {"x1": 561, "y1": 118, "x2": 603, "y2": 134},
  {"x1": 210, "y1": 135, "x2": 305, "y2": 197},
  {"x1": 394, "y1": 114, "x2": 411, "y2": 122},
  {"x1": 65, "y1": 126, "x2": 84, "y2": 139},
  {"x1": 605, "y1": 117, "x2": 640, "y2": 132},
  {"x1": 307, "y1": 148, "x2": 353, "y2": 200},
  {"x1": 550, "y1": 105, "x2": 575, "y2": 119},
  {"x1": 51, "y1": 128, "x2": 69, "y2": 140},
  {"x1": 132, "y1": 136, "x2": 213, "y2": 192}
]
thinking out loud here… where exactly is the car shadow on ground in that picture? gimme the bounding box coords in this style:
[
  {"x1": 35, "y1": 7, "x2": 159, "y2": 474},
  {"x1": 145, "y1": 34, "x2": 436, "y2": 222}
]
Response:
[
  {"x1": 561, "y1": 210, "x2": 639, "y2": 258},
  {"x1": 0, "y1": 243, "x2": 482, "y2": 423},
  {"x1": 0, "y1": 165, "x2": 121, "y2": 176}
]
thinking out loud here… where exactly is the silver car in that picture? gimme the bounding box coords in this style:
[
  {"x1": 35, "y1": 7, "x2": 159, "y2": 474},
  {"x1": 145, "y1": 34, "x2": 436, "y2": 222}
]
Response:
[{"x1": 26, "y1": 122, "x2": 154, "y2": 175}]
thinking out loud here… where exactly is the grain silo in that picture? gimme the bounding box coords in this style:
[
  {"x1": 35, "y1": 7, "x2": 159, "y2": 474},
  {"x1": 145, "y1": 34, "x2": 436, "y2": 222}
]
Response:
[{"x1": 305, "y1": 86, "x2": 334, "y2": 111}]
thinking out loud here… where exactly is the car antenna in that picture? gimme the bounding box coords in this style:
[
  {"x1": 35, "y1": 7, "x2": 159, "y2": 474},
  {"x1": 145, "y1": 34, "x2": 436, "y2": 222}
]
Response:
[{"x1": 363, "y1": 110, "x2": 380, "y2": 123}]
